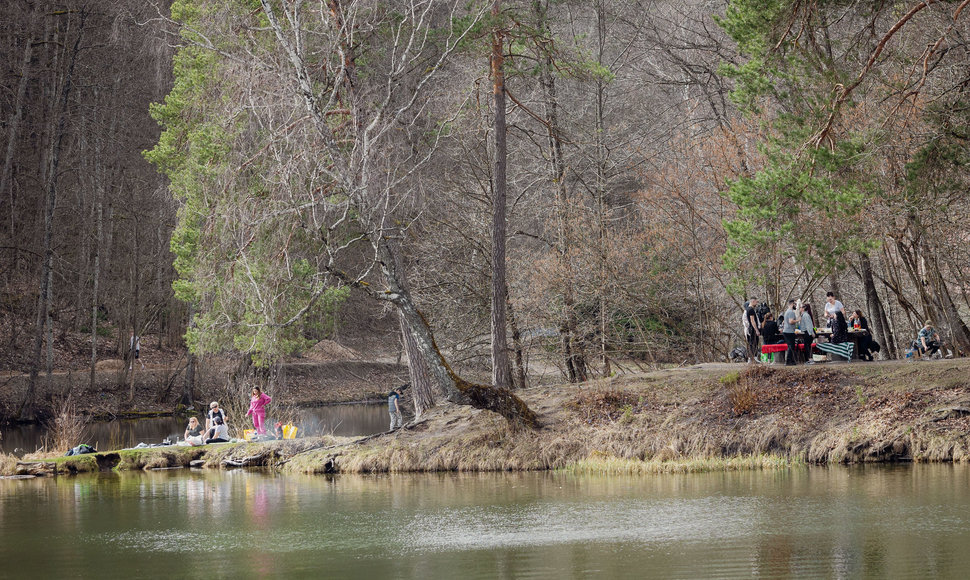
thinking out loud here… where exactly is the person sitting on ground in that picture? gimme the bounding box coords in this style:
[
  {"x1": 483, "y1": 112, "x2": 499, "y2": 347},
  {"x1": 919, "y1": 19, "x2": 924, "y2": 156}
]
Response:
[
  {"x1": 760, "y1": 312, "x2": 783, "y2": 345},
  {"x1": 184, "y1": 416, "x2": 204, "y2": 446},
  {"x1": 205, "y1": 401, "x2": 227, "y2": 434},
  {"x1": 205, "y1": 415, "x2": 230, "y2": 444},
  {"x1": 918, "y1": 321, "x2": 941, "y2": 359}
]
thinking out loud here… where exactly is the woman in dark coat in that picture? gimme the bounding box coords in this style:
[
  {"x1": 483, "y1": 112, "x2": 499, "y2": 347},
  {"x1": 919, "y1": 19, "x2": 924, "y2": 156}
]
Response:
[
  {"x1": 832, "y1": 310, "x2": 849, "y2": 344},
  {"x1": 850, "y1": 309, "x2": 875, "y2": 361},
  {"x1": 760, "y1": 312, "x2": 783, "y2": 345}
]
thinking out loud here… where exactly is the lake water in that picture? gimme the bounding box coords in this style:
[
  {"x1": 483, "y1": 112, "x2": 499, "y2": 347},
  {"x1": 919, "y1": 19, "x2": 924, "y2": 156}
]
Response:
[
  {"x1": 0, "y1": 404, "x2": 388, "y2": 453},
  {"x1": 2, "y1": 464, "x2": 970, "y2": 577}
]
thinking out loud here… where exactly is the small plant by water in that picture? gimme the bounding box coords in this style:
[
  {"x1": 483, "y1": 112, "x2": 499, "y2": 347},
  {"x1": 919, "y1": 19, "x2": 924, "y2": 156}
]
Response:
[
  {"x1": 722, "y1": 371, "x2": 756, "y2": 416},
  {"x1": 45, "y1": 397, "x2": 87, "y2": 453}
]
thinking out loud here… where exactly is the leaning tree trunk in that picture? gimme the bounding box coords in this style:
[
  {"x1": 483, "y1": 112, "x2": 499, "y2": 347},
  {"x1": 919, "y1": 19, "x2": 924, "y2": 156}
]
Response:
[
  {"x1": 378, "y1": 239, "x2": 538, "y2": 429},
  {"x1": 859, "y1": 253, "x2": 893, "y2": 359},
  {"x1": 388, "y1": 238, "x2": 435, "y2": 416},
  {"x1": 924, "y1": 252, "x2": 970, "y2": 354}
]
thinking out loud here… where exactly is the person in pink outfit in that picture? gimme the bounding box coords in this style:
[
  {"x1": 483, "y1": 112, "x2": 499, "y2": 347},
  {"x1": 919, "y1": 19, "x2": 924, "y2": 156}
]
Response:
[{"x1": 246, "y1": 387, "x2": 272, "y2": 435}]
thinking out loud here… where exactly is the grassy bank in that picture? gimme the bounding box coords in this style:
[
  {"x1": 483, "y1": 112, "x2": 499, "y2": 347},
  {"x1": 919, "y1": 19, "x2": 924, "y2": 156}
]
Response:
[
  {"x1": 3, "y1": 437, "x2": 353, "y2": 476},
  {"x1": 280, "y1": 359, "x2": 970, "y2": 475},
  {"x1": 6, "y1": 359, "x2": 970, "y2": 477}
]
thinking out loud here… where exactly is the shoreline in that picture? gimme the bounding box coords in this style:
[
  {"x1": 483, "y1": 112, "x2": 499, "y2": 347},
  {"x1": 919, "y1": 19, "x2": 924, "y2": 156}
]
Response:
[
  {"x1": 6, "y1": 359, "x2": 970, "y2": 477},
  {"x1": 0, "y1": 358, "x2": 402, "y2": 424}
]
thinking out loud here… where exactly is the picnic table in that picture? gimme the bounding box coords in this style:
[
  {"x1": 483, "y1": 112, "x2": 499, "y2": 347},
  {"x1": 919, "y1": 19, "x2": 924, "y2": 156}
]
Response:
[
  {"x1": 761, "y1": 340, "x2": 816, "y2": 364},
  {"x1": 814, "y1": 328, "x2": 870, "y2": 361}
]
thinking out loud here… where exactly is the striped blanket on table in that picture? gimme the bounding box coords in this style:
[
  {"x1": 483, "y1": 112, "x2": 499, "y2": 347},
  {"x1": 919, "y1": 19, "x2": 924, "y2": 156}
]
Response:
[{"x1": 816, "y1": 340, "x2": 854, "y2": 360}]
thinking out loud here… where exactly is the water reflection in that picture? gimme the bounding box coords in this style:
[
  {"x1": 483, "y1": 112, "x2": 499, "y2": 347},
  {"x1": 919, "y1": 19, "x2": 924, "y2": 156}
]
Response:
[
  {"x1": 3, "y1": 465, "x2": 970, "y2": 578},
  {"x1": 0, "y1": 404, "x2": 387, "y2": 453}
]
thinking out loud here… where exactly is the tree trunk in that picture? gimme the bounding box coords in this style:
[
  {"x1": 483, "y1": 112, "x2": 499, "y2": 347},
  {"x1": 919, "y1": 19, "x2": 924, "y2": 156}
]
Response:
[
  {"x1": 378, "y1": 239, "x2": 538, "y2": 429},
  {"x1": 507, "y1": 289, "x2": 527, "y2": 390},
  {"x1": 400, "y1": 319, "x2": 435, "y2": 415},
  {"x1": 535, "y1": 0, "x2": 587, "y2": 383},
  {"x1": 594, "y1": 0, "x2": 611, "y2": 377},
  {"x1": 45, "y1": 268, "x2": 54, "y2": 390},
  {"x1": 89, "y1": 85, "x2": 111, "y2": 390},
  {"x1": 1, "y1": 15, "x2": 34, "y2": 237},
  {"x1": 490, "y1": 0, "x2": 513, "y2": 391},
  {"x1": 129, "y1": 218, "x2": 141, "y2": 401},
  {"x1": 23, "y1": 10, "x2": 86, "y2": 420},
  {"x1": 859, "y1": 253, "x2": 893, "y2": 359},
  {"x1": 181, "y1": 305, "x2": 196, "y2": 407},
  {"x1": 387, "y1": 238, "x2": 435, "y2": 416}
]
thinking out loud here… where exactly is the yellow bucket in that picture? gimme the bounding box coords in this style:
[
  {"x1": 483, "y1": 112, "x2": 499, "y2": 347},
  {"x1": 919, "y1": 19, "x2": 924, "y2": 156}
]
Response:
[
  {"x1": 243, "y1": 429, "x2": 256, "y2": 441},
  {"x1": 282, "y1": 424, "x2": 298, "y2": 439}
]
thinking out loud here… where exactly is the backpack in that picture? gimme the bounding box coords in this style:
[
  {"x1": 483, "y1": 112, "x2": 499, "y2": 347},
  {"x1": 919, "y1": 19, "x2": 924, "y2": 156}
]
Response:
[{"x1": 64, "y1": 443, "x2": 95, "y2": 456}]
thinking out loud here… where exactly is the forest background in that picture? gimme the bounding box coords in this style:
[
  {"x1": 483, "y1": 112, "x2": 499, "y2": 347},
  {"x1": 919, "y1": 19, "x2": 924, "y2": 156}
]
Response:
[{"x1": 4, "y1": 0, "x2": 970, "y2": 420}]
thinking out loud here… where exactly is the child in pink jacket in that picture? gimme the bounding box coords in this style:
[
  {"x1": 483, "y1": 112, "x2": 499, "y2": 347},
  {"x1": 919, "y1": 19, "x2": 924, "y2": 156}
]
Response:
[{"x1": 246, "y1": 387, "x2": 272, "y2": 435}]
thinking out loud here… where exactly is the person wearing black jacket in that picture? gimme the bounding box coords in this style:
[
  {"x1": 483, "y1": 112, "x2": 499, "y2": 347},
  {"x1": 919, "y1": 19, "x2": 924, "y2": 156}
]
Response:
[
  {"x1": 760, "y1": 312, "x2": 783, "y2": 345},
  {"x1": 744, "y1": 298, "x2": 762, "y2": 363},
  {"x1": 849, "y1": 310, "x2": 875, "y2": 361}
]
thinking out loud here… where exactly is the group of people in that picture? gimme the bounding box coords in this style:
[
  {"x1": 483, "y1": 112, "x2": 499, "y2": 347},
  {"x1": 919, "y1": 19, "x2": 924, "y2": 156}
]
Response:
[
  {"x1": 744, "y1": 292, "x2": 879, "y2": 366},
  {"x1": 182, "y1": 387, "x2": 274, "y2": 445}
]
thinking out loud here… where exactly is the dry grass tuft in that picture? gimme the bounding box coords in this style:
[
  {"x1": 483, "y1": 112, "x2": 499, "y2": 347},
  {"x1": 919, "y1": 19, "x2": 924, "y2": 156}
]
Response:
[
  {"x1": 0, "y1": 453, "x2": 18, "y2": 475},
  {"x1": 45, "y1": 397, "x2": 87, "y2": 453},
  {"x1": 564, "y1": 453, "x2": 799, "y2": 475},
  {"x1": 570, "y1": 389, "x2": 642, "y2": 425},
  {"x1": 721, "y1": 370, "x2": 757, "y2": 416}
]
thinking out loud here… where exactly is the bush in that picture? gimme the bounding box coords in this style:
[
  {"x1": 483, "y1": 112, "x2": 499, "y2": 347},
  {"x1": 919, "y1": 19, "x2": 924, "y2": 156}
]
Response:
[
  {"x1": 722, "y1": 369, "x2": 763, "y2": 416},
  {"x1": 44, "y1": 397, "x2": 87, "y2": 453}
]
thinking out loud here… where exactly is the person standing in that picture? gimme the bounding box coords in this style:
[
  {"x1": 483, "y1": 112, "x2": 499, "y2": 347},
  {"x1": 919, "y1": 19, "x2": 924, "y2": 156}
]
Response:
[
  {"x1": 799, "y1": 303, "x2": 817, "y2": 362},
  {"x1": 823, "y1": 292, "x2": 846, "y2": 327},
  {"x1": 782, "y1": 299, "x2": 799, "y2": 366},
  {"x1": 744, "y1": 297, "x2": 763, "y2": 364},
  {"x1": 388, "y1": 386, "x2": 403, "y2": 430},
  {"x1": 129, "y1": 333, "x2": 145, "y2": 370},
  {"x1": 245, "y1": 387, "x2": 272, "y2": 435}
]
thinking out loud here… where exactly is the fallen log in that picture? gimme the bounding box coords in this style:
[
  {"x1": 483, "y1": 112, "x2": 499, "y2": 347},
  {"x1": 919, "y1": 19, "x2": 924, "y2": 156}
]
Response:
[{"x1": 16, "y1": 462, "x2": 55, "y2": 477}]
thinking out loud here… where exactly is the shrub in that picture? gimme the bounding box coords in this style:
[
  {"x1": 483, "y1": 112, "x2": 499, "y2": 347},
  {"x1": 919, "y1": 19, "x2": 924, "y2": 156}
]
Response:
[
  {"x1": 45, "y1": 397, "x2": 87, "y2": 453},
  {"x1": 724, "y1": 371, "x2": 759, "y2": 416}
]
